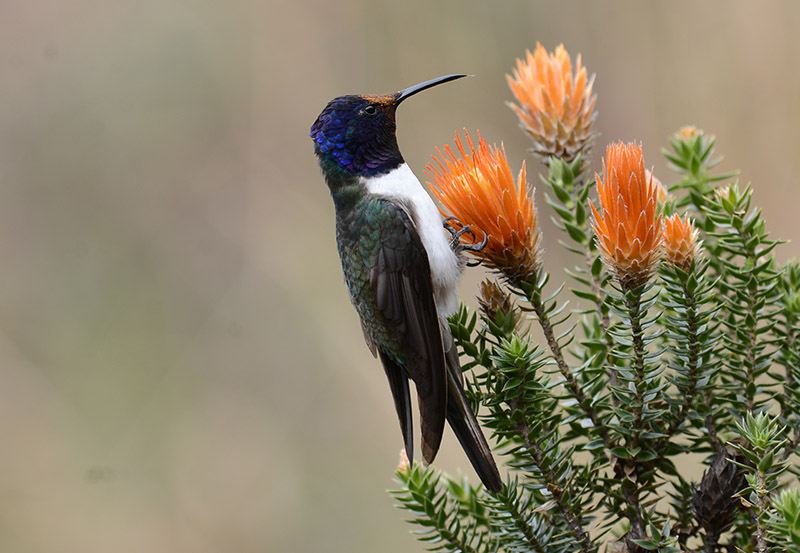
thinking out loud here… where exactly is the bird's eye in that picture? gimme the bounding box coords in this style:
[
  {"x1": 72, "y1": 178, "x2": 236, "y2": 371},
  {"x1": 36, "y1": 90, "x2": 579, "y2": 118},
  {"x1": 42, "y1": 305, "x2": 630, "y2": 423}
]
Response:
[{"x1": 362, "y1": 105, "x2": 378, "y2": 116}]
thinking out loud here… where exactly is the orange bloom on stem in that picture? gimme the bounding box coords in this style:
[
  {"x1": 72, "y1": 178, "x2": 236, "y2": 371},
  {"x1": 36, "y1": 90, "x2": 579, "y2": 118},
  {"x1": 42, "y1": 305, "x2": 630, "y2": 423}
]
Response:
[
  {"x1": 427, "y1": 130, "x2": 541, "y2": 284},
  {"x1": 507, "y1": 43, "x2": 597, "y2": 164},
  {"x1": 663, "y1": 214, "x2": 700, "y2": 270},
  {"x1": 679, "y1": 125, "x2": 699, "y2": 140},
  {"x1": 590, "y1": 142, "x2": 663, "y2": 290},
  {"x1": 397, "y1": 449, "x2": 411, "y2": 474}
]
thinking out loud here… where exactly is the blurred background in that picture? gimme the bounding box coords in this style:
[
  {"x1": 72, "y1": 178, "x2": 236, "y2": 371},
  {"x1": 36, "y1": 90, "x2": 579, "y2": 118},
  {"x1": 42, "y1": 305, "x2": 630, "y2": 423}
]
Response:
[{"x1": 1, "y1": 1, "x2": 799, "y2": 552}]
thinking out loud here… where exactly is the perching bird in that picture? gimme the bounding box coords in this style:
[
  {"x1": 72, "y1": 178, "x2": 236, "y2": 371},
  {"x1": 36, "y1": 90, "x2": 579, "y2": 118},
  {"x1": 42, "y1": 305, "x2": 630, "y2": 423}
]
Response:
[{"x1": 309, "y1": 74, "x2": 502, "y2": 492}]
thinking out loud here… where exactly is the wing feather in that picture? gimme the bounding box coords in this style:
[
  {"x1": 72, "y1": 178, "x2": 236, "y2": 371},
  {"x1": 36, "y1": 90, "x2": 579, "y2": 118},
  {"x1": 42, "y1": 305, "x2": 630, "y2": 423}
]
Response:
[{"x1": 368, "y1": 199, "x2": 447, "y2": 463}]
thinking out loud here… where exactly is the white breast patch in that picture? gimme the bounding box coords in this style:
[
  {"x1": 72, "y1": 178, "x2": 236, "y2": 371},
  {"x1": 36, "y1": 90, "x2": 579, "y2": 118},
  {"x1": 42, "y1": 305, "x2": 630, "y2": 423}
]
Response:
[{"x1": 363, "y1": 163, "x2": 462, "y2": 316}]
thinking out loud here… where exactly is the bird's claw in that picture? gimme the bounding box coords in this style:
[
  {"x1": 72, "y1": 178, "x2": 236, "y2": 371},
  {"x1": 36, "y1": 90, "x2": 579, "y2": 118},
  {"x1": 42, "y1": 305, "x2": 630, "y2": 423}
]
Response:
[
  {"x1": 442, "y1": 216, "x2": 460, "y2": 241},
  {"x1": 442, "y1": 217, "x2": 488, "y2": 267},
  {"x1": 460, "y1": 230, "x2": 489, "y2": 253},
  {"x1": 443, "y1": 216, "x2": 473, "y2": 247}
]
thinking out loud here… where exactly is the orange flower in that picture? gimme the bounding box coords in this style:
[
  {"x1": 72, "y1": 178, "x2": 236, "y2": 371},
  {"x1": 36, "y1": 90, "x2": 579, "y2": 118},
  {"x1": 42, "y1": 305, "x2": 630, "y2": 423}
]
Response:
[
  {"x1": 663, "y1": 214, "x2": 700, "y2": 270},
  {"x1": 590, "y1": 142, "x2": 663, "y2": 289},
  {"x1": 507, "y1": 43, "x2": 597, "y2": 164},
  {"x1": 679, "y1": 125, "x2": 699, "y2": 140},
  {"x1": 397, "y1": 449, "x2": 411, "y2": 474},
  {"x1": 427, "y1": 130, "x2": 541, "y2": 284}
]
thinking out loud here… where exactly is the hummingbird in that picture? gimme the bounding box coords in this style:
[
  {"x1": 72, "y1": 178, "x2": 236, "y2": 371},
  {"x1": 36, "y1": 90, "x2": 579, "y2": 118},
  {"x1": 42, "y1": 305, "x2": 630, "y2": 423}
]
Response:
[{"x1": 310, "y1": 74, "x2": 502, "y2": 493}]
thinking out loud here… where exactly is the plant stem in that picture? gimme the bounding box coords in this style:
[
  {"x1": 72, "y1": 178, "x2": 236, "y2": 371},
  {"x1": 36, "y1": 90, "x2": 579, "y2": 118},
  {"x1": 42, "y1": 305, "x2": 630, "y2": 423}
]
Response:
[
  {"x1": 623, "y1": 478, "x2": 646, "y2": 551},
  {"x1": 625, "y1": 292, "x2": 647, "y2": 443},
  {"x1": 660, "y1": 279, "x2": 701, "y2": 444},
  {"x1": 622, "y1": 289, "x2": 648, "y2": 549},
  {"x1": 754, "y1": 469, "x2": 768, "y2": 553},
  {"x1": 745, "y1": 309, "x2": 758, "y2": 414},
  {"x1": 509, "y1": 399, "x2": 595, "y2": 553},
  {"x1": 494, "y1": 491, "x2": 547, "y2": 553},
  {"x1": 527, "y1": 287, "x2": 613, "y2": 450},
  {"x1": 703, "y1": 529, "x2": 720, "y2": 553},
  {"x1": 736, "y1": 226, "x2": 762, "y2": 414}
]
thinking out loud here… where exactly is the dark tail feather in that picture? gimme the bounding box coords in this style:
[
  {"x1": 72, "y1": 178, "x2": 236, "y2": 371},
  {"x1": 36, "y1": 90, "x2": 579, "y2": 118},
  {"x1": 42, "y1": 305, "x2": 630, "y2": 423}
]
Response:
[
  {"x1": 445, "y1": 353, "x2": 502, "y2": 493},
  {"x1": 379, "y1": 351, "x2": 414, "y2": 465}
]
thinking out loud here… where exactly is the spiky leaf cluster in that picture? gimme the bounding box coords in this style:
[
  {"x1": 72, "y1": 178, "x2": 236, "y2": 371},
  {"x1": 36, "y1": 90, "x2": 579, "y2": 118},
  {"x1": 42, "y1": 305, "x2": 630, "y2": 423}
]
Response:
[
  {"x1": 701, "y1": 185, "x2": 782, "y2": 419},
  {"x1": 767, "y1": 489, "x2": 800, "y2": 552},
  {"x1": 543, "y1": 155, "x2": 593, "y2": 252},
  {"x1": 390, "y1": 117, "x2": 800, "y2": 553},
  {"x1": 657, "y1": 259, "x2": 721, "y2": 454},
  {"x1": 662, "y1": 127, "x2": 734, "y2": 209},
  {"x1": 393, "y1": 463, "x2": 494, "y2": 553},
  {"x1": 485, "y1": 480, "x2": 556, "y2": 553},
  {"x1": 730, "y1": 412, "x2": 793, "y2": 551},
  {"x1": 774, "y1": 262, "x2": 800, "y2": 435}
]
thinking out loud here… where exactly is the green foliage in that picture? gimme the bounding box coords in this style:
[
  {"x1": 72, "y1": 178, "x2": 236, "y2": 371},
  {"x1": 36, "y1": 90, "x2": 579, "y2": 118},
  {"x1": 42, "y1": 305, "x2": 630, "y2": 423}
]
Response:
[
  {"x1": 543, "y1": 155, "x2": 594, "y2": 256},
  {"x1": 658, "y1": 259, "x2": 721, "y2": 455},
  {"x1": 767, "y1": 489, "x2": 800, "y2": 551},
  {"x1": 391, "y1": 128, "x2": 800, "y2": 553},
  {"x1": 730, "y1": 412, "x2": 793, "y2": 551},
  {"x1": 393, "y1": 463, "x2": 494, "y2": 553},
  {"x1": 775, "y1": 262, "x2": 800, "y2": 438},
  {"x1": 486, "y1": 479, "x2": 556, "y2": 553},
  {"x1": 661, "y1": 128, "x2": 736, "y2": 209}
]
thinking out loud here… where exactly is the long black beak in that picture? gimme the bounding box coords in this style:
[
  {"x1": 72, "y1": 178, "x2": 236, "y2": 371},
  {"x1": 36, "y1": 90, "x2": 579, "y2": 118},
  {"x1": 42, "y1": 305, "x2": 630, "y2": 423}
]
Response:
[{"x1": 395, "y1": 74, "x2": 468, "y2": 104}]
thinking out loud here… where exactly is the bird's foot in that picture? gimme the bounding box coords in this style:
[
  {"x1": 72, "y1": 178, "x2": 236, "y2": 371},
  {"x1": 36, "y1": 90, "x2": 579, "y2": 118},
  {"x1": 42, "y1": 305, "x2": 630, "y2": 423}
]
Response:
[
  {"x1": 443, "y1": 216, "x2": 474, "y2": 246},
  {"x1": 442, "y1": 217, "x2": 488, "y2": 267}
]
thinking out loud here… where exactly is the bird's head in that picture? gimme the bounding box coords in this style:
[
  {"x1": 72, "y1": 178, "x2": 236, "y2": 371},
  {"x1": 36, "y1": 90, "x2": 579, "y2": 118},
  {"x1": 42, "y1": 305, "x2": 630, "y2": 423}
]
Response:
[{"x1": 310, "y1": 74, "x2": 467, "y2": 177}]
